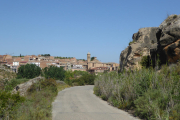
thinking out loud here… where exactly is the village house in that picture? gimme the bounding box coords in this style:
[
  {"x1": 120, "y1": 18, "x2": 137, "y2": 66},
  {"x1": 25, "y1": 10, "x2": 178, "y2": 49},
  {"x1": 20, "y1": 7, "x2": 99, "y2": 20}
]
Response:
[
  {"x1": 86, "y1": 52, "x2": 119, "y2": 74},
  {"x1": 0, "y1": 53, "x2": 119, "y2": 74},
  {"x1": 71, "y1": 64, "x2": 86, "y2": 72},
  {"x1": 88, "y1": 67, "x2": 109, "y2": 75}
]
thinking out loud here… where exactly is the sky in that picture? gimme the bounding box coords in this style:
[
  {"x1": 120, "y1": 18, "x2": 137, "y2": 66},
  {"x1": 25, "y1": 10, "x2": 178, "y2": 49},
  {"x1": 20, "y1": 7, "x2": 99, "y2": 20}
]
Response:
[{"x1": 0, "y1": 0, "x2": 180, "y2": 63}]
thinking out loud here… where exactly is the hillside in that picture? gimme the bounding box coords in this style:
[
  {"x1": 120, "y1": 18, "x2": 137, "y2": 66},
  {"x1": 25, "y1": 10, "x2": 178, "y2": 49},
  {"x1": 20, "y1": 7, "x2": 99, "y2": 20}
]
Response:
[{"x1": 0, "y1": 66, "x2": 16, "y2": 90}]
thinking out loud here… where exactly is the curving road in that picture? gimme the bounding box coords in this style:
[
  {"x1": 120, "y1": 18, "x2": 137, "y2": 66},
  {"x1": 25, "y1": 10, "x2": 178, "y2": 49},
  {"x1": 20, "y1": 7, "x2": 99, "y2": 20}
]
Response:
[{"x1": 52, "y1": 85, "x2": 139, "y2": 120}]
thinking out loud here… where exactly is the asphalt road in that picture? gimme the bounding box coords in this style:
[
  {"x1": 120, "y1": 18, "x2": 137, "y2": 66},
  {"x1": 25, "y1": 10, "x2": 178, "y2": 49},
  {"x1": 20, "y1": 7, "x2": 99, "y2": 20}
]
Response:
[{"x1": 52, "y1": 85, "x2": 139, "y2": 120}]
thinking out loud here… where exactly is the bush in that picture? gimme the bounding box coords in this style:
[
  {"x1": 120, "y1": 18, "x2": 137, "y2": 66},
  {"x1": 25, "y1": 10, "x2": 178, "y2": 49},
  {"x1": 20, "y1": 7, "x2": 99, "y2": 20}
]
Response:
[
  {"x1": 140, "y1": 56, "x2": 151, "y2": 68},
  {"x1": 94, "y1": 66, "x2": 180, "y2": 119},
  {"x1": 0, "y1": 91, "x2": 25, "y2": 119},
  {"x1": 17, "y1": 64, "x2": 41, "y2": 79},
  {"x1": 173, "y1": 15, "x2": 178, "y2": 19},
  {"x1": 28, "y1": 78, "x2": 58, "y2": 95},
  {"x1": 74, "y1": 73, "x2": 96, "y2": 86},
  {"x1": 64, "y1": 70, "x2": 95, "y2": 86}
]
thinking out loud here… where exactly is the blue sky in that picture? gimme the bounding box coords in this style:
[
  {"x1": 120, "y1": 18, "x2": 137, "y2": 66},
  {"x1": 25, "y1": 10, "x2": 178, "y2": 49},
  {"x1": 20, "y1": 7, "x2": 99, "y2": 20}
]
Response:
[{"x1": 0, "y1": 0, "x2": 180, "y2": 63}]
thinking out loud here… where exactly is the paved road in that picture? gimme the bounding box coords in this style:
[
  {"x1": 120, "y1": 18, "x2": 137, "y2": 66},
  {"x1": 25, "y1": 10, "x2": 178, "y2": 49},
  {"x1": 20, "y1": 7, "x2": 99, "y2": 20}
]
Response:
[{"x1": 52, "y1": 85, "x2": 139, "y2": 120}]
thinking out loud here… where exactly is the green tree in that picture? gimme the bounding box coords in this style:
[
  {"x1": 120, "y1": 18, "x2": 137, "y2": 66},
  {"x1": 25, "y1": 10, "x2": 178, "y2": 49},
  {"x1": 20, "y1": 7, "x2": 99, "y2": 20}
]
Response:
[
  {"x1": 17, "y1": 64, "x2": 41, "y2": 79},
  {"x1": 91, "y1": 57, "x2": 95, "y2": 61},
  {"x1": 43, "y1": 66, "x2": 65, "y2": 80}
]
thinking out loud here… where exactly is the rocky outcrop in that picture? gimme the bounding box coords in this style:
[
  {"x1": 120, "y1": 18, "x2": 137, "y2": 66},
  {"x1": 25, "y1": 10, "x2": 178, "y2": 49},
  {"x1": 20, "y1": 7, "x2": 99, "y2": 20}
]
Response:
[
  {"x1": 119, "y1": 14, "x2": 180, "y2": 72},
  {"x1": 12, "y1": 77, "x2": 44, "y2": 96}
]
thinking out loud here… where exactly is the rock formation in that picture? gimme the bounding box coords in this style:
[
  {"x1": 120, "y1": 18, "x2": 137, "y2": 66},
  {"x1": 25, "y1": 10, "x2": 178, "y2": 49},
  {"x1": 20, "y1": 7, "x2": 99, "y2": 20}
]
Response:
[
  {"x1": 119, "y1": 14, "x2": 180, "y2": 72},
  {"x1": 12, "y1": 77, "x2": 44, "y2": 96}
]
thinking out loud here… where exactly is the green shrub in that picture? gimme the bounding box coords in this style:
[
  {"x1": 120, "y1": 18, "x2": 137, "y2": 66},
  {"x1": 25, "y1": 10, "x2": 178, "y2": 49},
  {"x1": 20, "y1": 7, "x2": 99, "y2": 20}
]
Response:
[
  {"x1": 135, "y1": 89, "x2": 170, "y2": 119},
  {"x1": 0, "y1": 91, "x2": 25, "y2": 119},
  {"x1": 173, "y1": 15, "x2": 178, "y2": 19},
  {"x1": 64, "y1": 70, "x2": 95, "y2": 86},
  {"x1": 64, "y1": 78, "x2": 73, "y2": 86},
  {"x1": 93, "y1": 86, "x2": 100, "y2": 96},
  {"x1": 100, "y1": 94, "x2": 107, "y2": 101},
  {"x1": 140, "y1": 56, "x2": 150, "y2": 68}
]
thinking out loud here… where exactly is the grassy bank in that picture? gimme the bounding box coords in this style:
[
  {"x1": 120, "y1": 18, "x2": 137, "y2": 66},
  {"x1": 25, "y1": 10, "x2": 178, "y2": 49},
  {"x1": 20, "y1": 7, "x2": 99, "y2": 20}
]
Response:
[
  {"x1": 1, "y1": 78, "x2": 69, "y2": 120},
  {"x1": 94, "y1": 64, "x2": 180, "y2": 120}
]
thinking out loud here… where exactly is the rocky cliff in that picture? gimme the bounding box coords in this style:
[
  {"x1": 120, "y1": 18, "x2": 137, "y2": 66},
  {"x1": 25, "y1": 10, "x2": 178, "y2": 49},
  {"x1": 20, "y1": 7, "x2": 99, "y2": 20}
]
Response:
[{"x1": 119, "y1": 14, "x2": 180, "y2": 72}]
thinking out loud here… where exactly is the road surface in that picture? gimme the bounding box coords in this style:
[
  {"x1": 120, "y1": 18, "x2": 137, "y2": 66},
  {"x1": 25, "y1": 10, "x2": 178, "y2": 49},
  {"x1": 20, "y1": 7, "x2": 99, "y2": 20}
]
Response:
[{"x1": 52, "y1": 85, "x2": 139, "y2": 120}]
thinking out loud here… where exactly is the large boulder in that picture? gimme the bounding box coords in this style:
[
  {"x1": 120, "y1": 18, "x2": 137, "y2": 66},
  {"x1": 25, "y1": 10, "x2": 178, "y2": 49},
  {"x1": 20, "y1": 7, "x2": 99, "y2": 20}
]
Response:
[{"x1": 119, "y1": 14, "x2": 180, "y2": 72}]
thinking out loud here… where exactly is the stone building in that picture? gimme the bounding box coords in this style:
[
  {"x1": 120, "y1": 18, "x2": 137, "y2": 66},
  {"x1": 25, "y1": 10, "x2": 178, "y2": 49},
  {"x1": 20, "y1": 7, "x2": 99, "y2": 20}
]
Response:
[{"x1": 87, "y1": 52, "x2": 119, "y2": 74}]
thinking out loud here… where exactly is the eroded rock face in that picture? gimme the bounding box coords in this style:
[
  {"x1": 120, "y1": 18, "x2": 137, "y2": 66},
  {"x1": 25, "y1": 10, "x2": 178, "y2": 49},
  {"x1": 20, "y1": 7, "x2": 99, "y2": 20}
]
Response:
[
  {"x1": 120, "y1": 27, "x2": 158, "y2": 72},
  {"x1": 119, "y1": 14, "x2": 180, "y2": 72},
  {"x1": 158, "y1": 15, "x2": 180, "y2": 63}
]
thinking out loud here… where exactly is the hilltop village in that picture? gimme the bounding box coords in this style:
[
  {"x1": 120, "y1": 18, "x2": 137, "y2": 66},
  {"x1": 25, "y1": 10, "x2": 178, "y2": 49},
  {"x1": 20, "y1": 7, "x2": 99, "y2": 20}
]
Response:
[{"x1": 0, "y1": 52, "x2": 119, "y2": 75}]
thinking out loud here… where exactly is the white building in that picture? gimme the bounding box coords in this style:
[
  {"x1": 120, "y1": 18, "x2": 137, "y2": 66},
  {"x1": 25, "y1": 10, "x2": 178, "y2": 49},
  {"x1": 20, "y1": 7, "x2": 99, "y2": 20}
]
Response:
[
  {"x1": 13, "y1": 61, "x2": 19, "y2": 66},
  {"x1": 72, "y1": 64, "x2": 83, "y2": 68},
  {"x1": 30, "y1": 62, "x2": 40, "y2": 67}
]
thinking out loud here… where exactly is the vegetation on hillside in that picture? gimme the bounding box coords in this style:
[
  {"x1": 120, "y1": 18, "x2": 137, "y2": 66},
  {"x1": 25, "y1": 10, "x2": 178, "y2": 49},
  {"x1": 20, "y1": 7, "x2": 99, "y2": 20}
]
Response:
[
  {"x1": 129, "y1": 39, "x2": 135, "y2": 45},
  {"x1": 0, "y1": 91, "x2": 25, "y2": 119},
  {"x1": 0, "y1": 69, "x2": 16, "y2": 90},
  {"x1": 165, "y1": 14, "x2": 178, "y2": 23},
  {"x1": 0, "y1": 65, "x2": 71, "y2": 120},
  {"x1": 1, "y1": 77, "x2": 70, "y2": 120},
  {"x1": 77, "y1": 59, "x2": 86, "y2": 61},
  {"x1": 54, "y1": 56, "x2": 73, "y2": 59},
  {"x1": 41, "y1": 54, "x2": 50, "y2": 56},
  {"x1": 94, "y1": 64, "x2": 180, "y2": 120},
  {"x1": 4, "y1": 78, "x2": 29, "y2": 92}
]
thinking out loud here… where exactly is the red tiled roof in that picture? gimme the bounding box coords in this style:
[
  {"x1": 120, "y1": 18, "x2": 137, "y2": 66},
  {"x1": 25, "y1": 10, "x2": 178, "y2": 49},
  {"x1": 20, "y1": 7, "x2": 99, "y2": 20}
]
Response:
[{"x1": 20, "y1": 61, "x2": 28, "y2": 63}]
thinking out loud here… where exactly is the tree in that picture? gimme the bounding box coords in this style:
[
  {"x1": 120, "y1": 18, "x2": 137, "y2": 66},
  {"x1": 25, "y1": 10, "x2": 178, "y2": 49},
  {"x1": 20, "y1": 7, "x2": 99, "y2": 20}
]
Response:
[
  {"x1": 17, "y1": 64, "x2": 41, "y2": 79},
  {"x1": 43, "y1": 66, "x2": 65, "y2": 80},
  {"x1": 41, "y1": 54, "x2": 50, "y2": 56},
  {"x1": 91, "y1": 57, "x2": 95, "y2": 61}
]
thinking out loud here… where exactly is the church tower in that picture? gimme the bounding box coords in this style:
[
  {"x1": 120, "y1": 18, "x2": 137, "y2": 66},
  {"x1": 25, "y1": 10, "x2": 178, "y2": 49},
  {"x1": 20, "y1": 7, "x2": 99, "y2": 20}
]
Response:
[{"x1": 87, "y1": 52, "x2": 91, "y2": 62}]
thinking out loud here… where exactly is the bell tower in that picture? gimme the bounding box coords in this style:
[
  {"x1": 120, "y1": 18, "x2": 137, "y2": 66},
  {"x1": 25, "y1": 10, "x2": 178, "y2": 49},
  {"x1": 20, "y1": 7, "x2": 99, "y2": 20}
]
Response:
[{"x1": 87, "y1": 52, "x2": 91, "y2": 62}]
